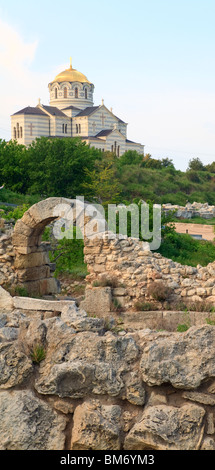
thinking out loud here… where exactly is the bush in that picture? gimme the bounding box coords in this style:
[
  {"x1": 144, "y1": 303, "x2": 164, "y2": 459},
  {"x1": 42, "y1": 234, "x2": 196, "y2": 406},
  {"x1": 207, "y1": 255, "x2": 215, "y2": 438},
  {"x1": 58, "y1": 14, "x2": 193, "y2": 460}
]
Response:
[
  {"x1": 147, "y1": 281, "x2": 173, "y2": 301},
  {"x1": 134, "y1": 300, "x2": 158, "y2": 311}
]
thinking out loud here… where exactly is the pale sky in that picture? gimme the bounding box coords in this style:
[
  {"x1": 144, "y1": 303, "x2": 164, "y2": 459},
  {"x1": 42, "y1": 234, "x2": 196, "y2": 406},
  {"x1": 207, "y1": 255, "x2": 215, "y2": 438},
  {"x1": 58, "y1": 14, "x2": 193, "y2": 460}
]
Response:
[{"x1": 0, "y1": 0, "x2": 215, "y2": 171}]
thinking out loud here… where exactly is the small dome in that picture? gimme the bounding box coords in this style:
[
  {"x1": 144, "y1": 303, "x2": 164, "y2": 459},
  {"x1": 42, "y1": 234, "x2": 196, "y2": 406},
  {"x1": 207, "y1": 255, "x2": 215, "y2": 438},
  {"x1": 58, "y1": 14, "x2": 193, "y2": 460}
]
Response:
[{"x1": 50, "y1": 63, "x2": 92, "y2": 85}]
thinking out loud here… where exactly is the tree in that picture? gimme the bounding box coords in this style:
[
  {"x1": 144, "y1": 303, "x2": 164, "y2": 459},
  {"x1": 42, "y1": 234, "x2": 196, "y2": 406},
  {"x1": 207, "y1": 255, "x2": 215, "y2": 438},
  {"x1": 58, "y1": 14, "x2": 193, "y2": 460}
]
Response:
[
  {"x1": 26, "y1": 137, "x2": 102, "y2": 197},
  {"x1": 81, "y1": 160, "x2": 121, "y2": 206},
  {"x1": 187, "y1": 157, "x2": 205, "y2": 172},
  {"x1": 117, "y1": 150, "x2": 143, "y2": 167}
]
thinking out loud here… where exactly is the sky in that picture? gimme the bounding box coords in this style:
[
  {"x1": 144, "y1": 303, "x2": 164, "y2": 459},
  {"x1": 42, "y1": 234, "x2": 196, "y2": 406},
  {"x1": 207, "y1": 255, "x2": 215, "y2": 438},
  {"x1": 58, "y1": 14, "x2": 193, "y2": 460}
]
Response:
[{"x1": 0, "y1": 0, "x2": 215, "y2": 171}]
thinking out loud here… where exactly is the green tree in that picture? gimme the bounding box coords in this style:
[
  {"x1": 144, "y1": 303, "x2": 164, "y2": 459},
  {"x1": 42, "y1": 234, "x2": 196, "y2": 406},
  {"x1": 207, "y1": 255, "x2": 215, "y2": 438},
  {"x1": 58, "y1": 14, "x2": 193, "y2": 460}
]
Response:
[
  {"x1": 187, "y1": 157, "x2": 205, "y2": 171},
  {"x1": 26, "y1": 137, "x2": 101, "y2": 197},
  {"x1": 0, "y1": 139, "x2": 28, "y2": 192},
  {"x1": 82, "y1": 160, "x2": 121, "y2": 205}
]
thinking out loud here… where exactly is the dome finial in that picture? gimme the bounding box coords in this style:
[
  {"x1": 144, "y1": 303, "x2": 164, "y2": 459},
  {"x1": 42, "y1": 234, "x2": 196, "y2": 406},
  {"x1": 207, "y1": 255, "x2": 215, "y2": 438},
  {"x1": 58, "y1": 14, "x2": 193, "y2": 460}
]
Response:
[{"x1": 70, "y1": 57, "x2": 72, "y2": 69}]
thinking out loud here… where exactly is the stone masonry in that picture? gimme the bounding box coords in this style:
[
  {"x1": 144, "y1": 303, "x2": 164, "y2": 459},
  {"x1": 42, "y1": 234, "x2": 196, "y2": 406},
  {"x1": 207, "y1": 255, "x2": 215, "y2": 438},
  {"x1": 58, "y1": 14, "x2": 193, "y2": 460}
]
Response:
[{"x1": 0, "y1": 197, "x2": 215, "y2": 310}]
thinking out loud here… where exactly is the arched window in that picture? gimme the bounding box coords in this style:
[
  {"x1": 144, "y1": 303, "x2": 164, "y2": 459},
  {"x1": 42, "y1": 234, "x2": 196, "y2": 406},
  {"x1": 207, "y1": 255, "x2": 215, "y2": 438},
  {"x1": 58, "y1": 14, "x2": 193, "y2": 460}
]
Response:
[
  {"x1": 55, "y1": 88, "x2": 58, "y2": 99},
  {"x1": 76, "y1": 124, "x2": 78, "y2": 134},
  {"x1": 65, "y1": 124, "x2": 67, "y2": 134},
  {"x1": 79, "y1": 124, "x2": 81, "y2": 133},
  {"x1": 14, "y1": 127, "x2": 16, "y2": 139},
  {"x1": 62, "y1": 124, "x2": 65, "y2": 133},
  {"x1": 17, "y1": 123, "x2": 20, "y2": 139},
  {"x1": 20, "y1": 127, "x2": 23, "y2": 138},
  {"x1": 85, "y1": 88, "x2": 88, "y2": 99},
  {"x1": 64, "y1": 87, "x2": 68, "y2": 99},
  {"x1": 75, "y1": 87, "x2": 78, "y2": 98}
]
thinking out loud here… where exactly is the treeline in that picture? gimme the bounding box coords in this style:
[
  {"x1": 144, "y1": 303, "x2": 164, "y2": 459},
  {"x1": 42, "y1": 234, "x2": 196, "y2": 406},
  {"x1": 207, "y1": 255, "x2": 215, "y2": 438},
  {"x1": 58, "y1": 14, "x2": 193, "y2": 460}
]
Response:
[{"x1": 1, "y1": 137, "x2": 215, "y2": 207}]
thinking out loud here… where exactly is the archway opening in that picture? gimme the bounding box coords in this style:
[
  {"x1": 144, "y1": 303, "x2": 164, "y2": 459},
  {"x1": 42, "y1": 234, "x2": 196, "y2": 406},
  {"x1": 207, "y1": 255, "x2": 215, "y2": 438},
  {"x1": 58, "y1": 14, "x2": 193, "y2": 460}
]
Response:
[{"x1": 12, "y1": 197, "x2": 88, "y2": 299}]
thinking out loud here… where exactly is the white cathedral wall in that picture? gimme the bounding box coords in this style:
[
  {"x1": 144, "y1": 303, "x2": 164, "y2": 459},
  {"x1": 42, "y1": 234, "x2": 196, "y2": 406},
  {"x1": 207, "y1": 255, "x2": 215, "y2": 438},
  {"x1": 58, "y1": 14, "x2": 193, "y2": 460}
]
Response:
[
  {"x1": 49, "y1": 82, "x2": 94, "y2": 110},
  {"x1": 72, "y1": 117, "x2": 88, "y2": 137},
  {"x1": 105, "y1": 131, "x2": 126, "y2": 156},
  {"x1": 11, "y1": 115, "x2": 25, "y2": 145},
  {"x1": 55, "y1": 117, "x2": 72, "y2": 137},
  {"x1": 125, "y1": 141, "x2": 144, "y2": 154},
  {"x1": 11, "y1": 115, "x2": 50, "y2": 146},
  {"x1": 88, "y1": 108, "x2": 126, "y2": 137}
]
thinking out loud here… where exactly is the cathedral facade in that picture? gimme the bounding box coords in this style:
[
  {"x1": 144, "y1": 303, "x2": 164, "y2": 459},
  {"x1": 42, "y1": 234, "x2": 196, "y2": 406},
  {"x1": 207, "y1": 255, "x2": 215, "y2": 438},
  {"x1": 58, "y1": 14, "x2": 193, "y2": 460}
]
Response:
[{"x1": 11, "y1": 61, "x2": 144, "y2": 156}]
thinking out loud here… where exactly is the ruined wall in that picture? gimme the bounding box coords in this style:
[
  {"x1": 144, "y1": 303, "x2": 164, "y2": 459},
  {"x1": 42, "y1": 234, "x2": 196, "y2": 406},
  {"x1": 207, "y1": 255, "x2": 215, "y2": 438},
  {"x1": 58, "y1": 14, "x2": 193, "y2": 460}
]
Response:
[
  {"x1": 1, "y1": 197, "x2": 215, "y2": 310},
  {"x1": 84, "y1": 232, "x2": 215, "y2": 310},
  {"x1": 0, "y1": 288, "x2": 215, "y2": 451}
]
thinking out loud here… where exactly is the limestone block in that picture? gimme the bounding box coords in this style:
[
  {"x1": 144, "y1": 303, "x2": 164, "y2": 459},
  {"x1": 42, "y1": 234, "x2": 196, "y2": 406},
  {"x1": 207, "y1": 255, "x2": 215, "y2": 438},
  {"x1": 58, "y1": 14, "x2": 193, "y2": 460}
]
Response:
[
  {"x1": 80, "y1": 287, "x2": 112, "y2": 315},
  {"x1": 17, "y1": 265, "x2": 50, "y2": 282},
  {"x1": 14, "y1": 251, "x2": 50, "y2": 269},
  {"x1": 182, "y1": 391, "x2": 215, "y2": 405},
  {"x1": 124, "y1": 404, "x2": 205, "y2": 450},
  {"x1": 140, "y1": 325, "x2": 215, "y2": 389},
  {"x1": 23, "y1": 278, "x2": 60, "y2": 296},
  {"x1": 196, "y1": 287, "x2": 206, "y2": 296},
  {"x1": 113, "y1": 287, "x2": 127, "y2": 296},
  {"x1": 200, "y1": 437, "x2": 215, "y2": 450},
  {"x1": 12, "y1": 232, "x2": 41, "y2": 247},
  {"x1": 0, "y1": 342, "x2": 33, "y2": 389},
  {"x1": 0, "y1": 390, "x2": 67, "y2": 450},
  {"x1": 13, "y1": 219, "x2": 34, "y2": 237},
  {"x1": 13, "y1": 296, "x2": 75, "y2": 312},
  {"x1": 71, "y1": 400, "x2": 122, "y2": 450},
  {"x1": 0, "y1": 286, "x2": 13, "y2": 310}
]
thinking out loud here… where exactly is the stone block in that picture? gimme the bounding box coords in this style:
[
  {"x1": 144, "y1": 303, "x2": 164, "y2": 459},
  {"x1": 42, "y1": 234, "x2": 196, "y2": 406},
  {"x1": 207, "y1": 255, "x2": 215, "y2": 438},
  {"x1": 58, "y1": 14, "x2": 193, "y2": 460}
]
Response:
[
  {"x1": 14, "y1": 251, "x2": 50, "y2": 269},
  {"x1": 80, "y1": 287, "x2": 112, "y2": 315},
  {"x1": 23, "y1": 278, "x2": 60, "y2": 296},
  {"x1": 17, "y1": 265, "x2": 50, "y2": 282},
  {"x1": 0, "y1": 286, "x2": 13, "y2": 311}
]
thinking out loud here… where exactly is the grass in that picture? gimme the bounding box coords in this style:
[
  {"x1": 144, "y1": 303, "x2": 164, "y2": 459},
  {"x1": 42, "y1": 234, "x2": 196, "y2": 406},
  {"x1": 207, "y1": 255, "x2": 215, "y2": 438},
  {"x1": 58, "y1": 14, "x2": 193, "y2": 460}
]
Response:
[
  {"x1": 30, "y1": 344, "x2": 46, "y2": 363},
  {"x1": 172, "y1": 216, "x2": 215, "y2": 225}
]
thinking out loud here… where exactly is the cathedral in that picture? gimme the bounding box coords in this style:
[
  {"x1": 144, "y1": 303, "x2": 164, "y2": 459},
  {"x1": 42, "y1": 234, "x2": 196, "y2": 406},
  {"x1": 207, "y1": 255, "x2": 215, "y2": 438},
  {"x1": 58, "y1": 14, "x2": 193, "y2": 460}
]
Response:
[{"x1": 11, "y1": 60, "x2": 144, "y2": 156}]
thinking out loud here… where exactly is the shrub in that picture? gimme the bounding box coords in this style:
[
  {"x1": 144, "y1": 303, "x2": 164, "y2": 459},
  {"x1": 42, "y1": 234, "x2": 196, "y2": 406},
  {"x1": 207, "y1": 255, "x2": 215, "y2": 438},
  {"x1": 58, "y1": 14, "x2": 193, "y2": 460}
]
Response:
[
  {"x1": 30, "y1": 344, "x2": 46, "y2": 363},
  {"x1": 134, "y1": 301, "x2": 158, "y2": 311},
  {"x1": 147, "y1": 281, "x2": 173, "y2": 301},
  {"x1": 177, "y1": 323, "x2": 190, "y2": 332},
  {"x1": 93, "y1": 276, "x2": 119, "y2": 288}
]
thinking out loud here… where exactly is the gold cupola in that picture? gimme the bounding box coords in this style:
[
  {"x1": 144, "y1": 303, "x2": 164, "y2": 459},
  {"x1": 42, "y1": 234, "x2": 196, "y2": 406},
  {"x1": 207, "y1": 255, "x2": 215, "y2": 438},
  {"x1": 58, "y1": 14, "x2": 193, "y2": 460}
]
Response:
[
  {"x1": 50, "y1": 58, "x2": 92, "y2": 85},
  {"x1": 48, "y1": 59, "x2": 94, "y2": 110}
]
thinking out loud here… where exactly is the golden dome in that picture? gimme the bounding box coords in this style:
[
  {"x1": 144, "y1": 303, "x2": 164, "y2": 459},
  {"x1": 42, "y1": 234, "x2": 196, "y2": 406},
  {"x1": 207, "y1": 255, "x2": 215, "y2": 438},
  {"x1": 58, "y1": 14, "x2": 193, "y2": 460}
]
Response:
[{"x1": 50, "y1": 62, "x2": 92, "y2": 85}]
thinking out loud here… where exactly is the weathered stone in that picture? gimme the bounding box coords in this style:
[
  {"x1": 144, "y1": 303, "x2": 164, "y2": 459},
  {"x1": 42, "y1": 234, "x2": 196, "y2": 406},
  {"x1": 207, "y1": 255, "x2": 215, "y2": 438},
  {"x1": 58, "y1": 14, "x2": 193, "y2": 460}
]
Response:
[
  {"x1": 35, "y1": 317, "x2": 139, "y2": 399},
  {"x1": 71, "y1": 400, "x2": 122, "y2": 450},
  {"x1": 124, "y1": 371, "x2": 146, "y2": 406},
  {"x1": 183, "y1": 391, "x2": 215, "y2": 405},
  {"x1": 124, "y1": 404, "x2": 205, "y2": 450},
  {"x1": 140, "y1": 326, "x2": 215, "y2": 389},
  {"x1": 206, "y1": 413, "x2": 215, "y2": 435},
  {"x1": 14, "y1": 251, "x2": 50, "y2": 269},
  {"x1": 61, "y1": 303, "x2": 105, "y2": 332},
  {"x1": 0, "y1": 286, "x2": 13, "y2": 311},
  {"x1": 200, "y1": 437, "x2": 215, "y2": 450},
  {"x1": 80, "y1": 287, "x2": 112, "y2": 314},
  {"x1": 0, "y1": 390, "x2": 67, "y2": 450},
  {"x1": 0, "y1": 342, "x2": 33, "y2": 389},
  {"x1": 13, "y1": 296, "x2": 74, "y2": 312}
]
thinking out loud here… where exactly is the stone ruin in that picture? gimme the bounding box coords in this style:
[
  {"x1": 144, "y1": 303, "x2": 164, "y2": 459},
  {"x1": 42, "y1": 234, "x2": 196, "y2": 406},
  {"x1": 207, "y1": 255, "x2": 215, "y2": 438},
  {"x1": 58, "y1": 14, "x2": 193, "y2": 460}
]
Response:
[
  {"x1": 1, "y1": 198, "x2": 215, "y2": 450},
  {"x1": 1, "y1": 197, "x2": 215, "y2": 319},
  {"x1": 163, "y1": 201, "x2": 215, "y2": 219}
]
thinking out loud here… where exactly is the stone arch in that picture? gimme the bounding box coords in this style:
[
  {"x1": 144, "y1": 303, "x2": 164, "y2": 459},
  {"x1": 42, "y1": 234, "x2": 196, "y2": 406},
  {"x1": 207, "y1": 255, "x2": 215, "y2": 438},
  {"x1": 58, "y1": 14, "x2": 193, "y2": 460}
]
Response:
[{"x1": 12, "y1": 197, "x2": 107, "y2": 297}]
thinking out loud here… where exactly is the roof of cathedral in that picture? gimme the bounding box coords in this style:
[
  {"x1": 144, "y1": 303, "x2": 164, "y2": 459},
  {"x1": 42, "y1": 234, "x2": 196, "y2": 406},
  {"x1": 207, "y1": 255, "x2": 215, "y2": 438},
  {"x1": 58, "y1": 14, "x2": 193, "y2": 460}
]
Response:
[
  {"x1": 50, "y1": 63, "x2": 92, "y2": 85},
  {"x1": 62, "y1": 105, "x2": 81, "y2": 111},
  {"x1": 95, "y1": 129, "x2": 113, "y2": 137},
  {"x1": 40, "y1": 105, "x2": 67, "y2": 117},
  {"x1": 12, "y1": 106, "x2": 48, "y2": 116},
  {"x1": 75, "y1": 106, "x2": 100, "y2": 117}
]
